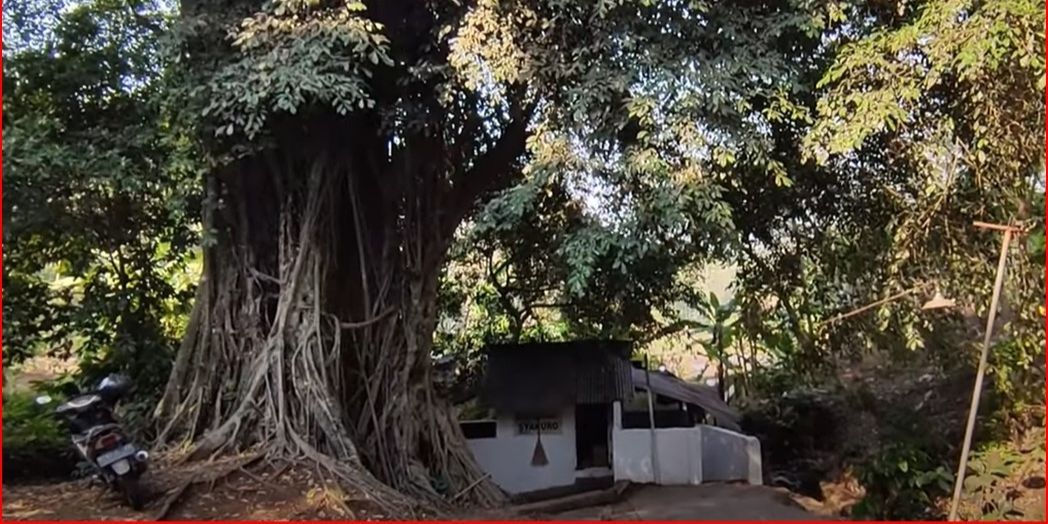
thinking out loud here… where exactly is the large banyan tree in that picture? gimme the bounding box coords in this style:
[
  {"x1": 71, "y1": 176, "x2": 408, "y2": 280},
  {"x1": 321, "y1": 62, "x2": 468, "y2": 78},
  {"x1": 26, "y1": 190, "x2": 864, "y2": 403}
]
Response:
[{"x1": 154, "y1": 0, "x2": 826, "y2": 507}]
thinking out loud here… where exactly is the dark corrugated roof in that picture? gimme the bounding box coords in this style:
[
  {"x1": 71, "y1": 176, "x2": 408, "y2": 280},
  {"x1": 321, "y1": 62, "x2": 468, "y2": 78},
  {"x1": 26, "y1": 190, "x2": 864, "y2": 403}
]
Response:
[
  {"x1": 577, "y1": 352, "x2": 634, "y2": 404},
  {"x1": 631, "y1": 367, "x2": 741, "y2": 431},
  {"x1": 481, "y1": 340, "x2": 635, "y2": 413}
]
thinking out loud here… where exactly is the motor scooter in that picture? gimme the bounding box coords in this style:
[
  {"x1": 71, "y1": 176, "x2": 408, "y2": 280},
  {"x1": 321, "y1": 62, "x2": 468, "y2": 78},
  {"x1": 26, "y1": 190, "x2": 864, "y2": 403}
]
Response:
[{"x1": 36, "y1": 374, "x2": 150, "y2": 509}]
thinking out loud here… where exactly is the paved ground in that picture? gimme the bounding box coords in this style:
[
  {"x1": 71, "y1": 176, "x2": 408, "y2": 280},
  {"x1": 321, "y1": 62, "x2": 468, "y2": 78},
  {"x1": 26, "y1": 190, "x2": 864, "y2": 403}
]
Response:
[{"x1": 550, "y1": 484, "x2": 833, "y2": 521}]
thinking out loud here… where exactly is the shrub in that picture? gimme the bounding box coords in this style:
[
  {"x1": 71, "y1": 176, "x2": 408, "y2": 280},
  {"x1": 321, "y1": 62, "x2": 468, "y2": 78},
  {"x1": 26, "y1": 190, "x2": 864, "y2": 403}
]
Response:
[
  {"x1": 957, "y1": 426, "x2": 1047, "y2": 521},
  {"x1": 2, "y1": 388, "x2": 75, "y2": 481},
  {"x1": 852, "y1": 441, "x2": 954, "y2": 520},
  {"x1": 3, "y1": 390, "x2": 65, "y2": 448}
]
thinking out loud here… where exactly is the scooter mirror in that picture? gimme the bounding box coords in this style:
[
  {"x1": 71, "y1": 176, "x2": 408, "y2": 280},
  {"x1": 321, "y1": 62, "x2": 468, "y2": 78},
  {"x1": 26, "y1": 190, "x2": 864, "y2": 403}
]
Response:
[
  {"x1": 35, "y1": 395, "x2": 53, "y2": 405},
  {"x1": 99, "y1": 373, "x2": 130, "y2": 394}
]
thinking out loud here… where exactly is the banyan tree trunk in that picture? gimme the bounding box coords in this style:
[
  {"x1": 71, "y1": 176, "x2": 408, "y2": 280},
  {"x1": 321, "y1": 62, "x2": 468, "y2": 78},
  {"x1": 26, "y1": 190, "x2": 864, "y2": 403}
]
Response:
[{"x1": 153, "y1": 144, "x2": 505, "y2": 508}]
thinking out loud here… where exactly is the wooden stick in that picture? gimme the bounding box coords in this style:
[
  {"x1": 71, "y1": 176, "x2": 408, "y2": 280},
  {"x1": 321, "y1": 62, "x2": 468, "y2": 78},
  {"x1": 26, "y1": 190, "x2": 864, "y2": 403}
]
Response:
[
  {"x1": 449, "y1": 472, "x2": 491, "y2": 502},
  {"x1": 947, "y1": 227, "x2": 1015, "y2": 521},
  {"x1": 972, "y1": 221, "x2": 1028, "y2": 233},
  {"x1": 818, "y1": 283, "x2": 932, "y2": 327},
  {"x1": 644, "y1": 355, "x2": 661, "y2": 485}
]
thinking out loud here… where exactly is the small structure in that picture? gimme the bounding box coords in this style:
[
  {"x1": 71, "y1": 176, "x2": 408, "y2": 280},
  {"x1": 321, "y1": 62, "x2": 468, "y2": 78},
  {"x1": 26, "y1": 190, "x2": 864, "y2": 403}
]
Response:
[{"x1": 460, "y1": 340, "x2": 762, "y2": 497}]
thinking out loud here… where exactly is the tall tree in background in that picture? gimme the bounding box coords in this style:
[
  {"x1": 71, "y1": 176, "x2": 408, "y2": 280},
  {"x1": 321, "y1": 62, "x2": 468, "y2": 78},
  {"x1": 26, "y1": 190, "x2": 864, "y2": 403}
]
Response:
[
  {"x1": 438, "y1": 0, "x2": 1046, "y2": 394},
  {"x1": 802, "y1": 0, "x2": 1045, "y2": 402},
  {"x1": 721, "y1": 0, "x2": 1045, "y2": 385},
  {"x1": 2, "y1": 0, "x2": 200, "y2": 395},
  {"x1": 155, "y1": 0, "x2": 827, "y2": 506}
]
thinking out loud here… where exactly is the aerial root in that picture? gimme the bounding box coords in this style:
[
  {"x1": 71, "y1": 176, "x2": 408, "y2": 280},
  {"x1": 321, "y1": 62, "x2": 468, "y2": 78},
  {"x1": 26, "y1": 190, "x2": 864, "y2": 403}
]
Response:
[{"x1": 154, "y1": 159, "x2": 504, "y2": 512}]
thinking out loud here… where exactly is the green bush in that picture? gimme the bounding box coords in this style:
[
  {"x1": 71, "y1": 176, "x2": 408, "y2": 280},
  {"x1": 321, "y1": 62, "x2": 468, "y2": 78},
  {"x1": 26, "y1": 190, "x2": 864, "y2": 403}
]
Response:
[
  {"x1": 957, "y1": 426, "x2": 1047, "y2": 521},
  {"x1": 2, "y1": 388, "x2": 75, "y2": 480},
  {"x1": 852, "y1": 441, "x2": 954, "y2": 520},
  {"x1": 2, "y1": 390, "x2": 66, "y2": 450}
]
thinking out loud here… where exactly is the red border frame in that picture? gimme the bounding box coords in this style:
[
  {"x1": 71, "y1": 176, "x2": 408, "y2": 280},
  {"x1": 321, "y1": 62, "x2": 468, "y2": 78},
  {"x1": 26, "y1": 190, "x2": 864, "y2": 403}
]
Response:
[
  {"x1": 1042, "y1": 6, "x2": 1048, "y2": 523},
  {"x1": 2, "y1": 0, "x2": 7, "y2": 508},
  {"x1": 0, "y1": 2, "x2": 1045, "y2": 523}
]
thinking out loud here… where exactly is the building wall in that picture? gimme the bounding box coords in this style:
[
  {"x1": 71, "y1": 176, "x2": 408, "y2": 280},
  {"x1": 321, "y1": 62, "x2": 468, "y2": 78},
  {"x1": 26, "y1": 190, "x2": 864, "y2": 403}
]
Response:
[
  {"x1": 465, "y1": 405, "x2": 577, "y2": 495},
  {"x1": 701, "y1": 425, "x2": 763, "y2": 485},
  {"x1": 465, "y1": 400, "x2": 763, "y2": 493}
]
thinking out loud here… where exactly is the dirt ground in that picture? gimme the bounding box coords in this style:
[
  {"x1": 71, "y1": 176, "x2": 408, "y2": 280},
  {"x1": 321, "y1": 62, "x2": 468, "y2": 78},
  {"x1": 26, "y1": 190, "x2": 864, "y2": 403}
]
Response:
[
  {"x1": 1, "y1": 459, "x2": 409, "y2": 521},
  {"x1": 3, "y1": 471, "x2": 826, "y2": 522},
  {"x1": 548, "y1": 484, "x2": 832, "y2": 521}
]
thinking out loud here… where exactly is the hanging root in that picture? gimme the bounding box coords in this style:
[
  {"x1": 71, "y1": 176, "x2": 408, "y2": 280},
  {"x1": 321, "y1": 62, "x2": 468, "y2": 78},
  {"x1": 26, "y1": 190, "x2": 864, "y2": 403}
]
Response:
[
  {"x1": 337, "y1": 165, "x2": 506, "y2": 507},
  {"x1": 154, "y1": 157, "x2": 504, "y2": 512}
]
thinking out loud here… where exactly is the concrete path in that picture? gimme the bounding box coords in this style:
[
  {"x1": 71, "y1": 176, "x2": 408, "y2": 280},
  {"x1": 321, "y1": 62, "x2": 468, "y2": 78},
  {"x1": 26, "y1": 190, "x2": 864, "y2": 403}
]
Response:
[{"x1": 550, "y1": 484, "x2": 833, "y2": 521}]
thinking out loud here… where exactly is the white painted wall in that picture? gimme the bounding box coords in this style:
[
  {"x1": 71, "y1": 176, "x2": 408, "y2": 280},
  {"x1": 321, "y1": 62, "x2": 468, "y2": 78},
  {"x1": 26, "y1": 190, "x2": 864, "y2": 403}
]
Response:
[
  {"x1": 701, "y1": 425, "x2": 763, "y2": 485},
  {"x1": 466, "y1": 400, "x2": 762, "y2": 493},
  {"x1": 465, "y1": 405, "x2": 577, "y2": 495},
  {"x1": 611, "y1": 401, "x2": 703, "y2": 485},
  {"x1": 610, "y1": 401, "x2": 762, "y2": 486},
  {"x1": 612, "y1": 427, "x2": 704, "y2": 485}
]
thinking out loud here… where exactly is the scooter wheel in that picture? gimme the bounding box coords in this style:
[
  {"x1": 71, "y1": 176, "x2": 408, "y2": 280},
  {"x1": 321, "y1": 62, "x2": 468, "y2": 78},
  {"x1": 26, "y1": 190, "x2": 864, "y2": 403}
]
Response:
[{"x1": 115, "y1": 476, "x2": 147, "y2": 510}]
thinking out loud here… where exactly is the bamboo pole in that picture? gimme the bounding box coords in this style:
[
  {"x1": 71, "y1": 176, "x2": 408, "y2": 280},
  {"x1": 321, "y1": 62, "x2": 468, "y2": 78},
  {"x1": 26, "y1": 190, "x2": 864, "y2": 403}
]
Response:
[
  {"x1": 818, "y1": 283, "x2": 933, "y2": 327},
  {"x1": 644, "y1": 355, "x2": 661, "y2": 484},
  {"x1": 947, "y1": 223, "x2": 1018, "y2": 521}
]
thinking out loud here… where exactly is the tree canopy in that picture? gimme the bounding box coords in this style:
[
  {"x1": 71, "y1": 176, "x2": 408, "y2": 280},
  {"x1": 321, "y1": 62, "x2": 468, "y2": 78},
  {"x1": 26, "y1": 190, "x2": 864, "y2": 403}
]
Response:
[
  {"x1": 3, "y1": 0, "x2": 200, "y2": 397},
  {"x1": 2, "y1": 0, "x2": 1043, "y2": 516}
]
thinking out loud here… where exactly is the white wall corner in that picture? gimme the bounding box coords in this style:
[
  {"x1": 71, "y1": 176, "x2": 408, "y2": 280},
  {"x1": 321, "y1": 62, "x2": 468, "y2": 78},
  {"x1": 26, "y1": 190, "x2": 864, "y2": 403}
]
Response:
[{"x1": 746, "y1": 436, "x2": 763, "y2": 486}]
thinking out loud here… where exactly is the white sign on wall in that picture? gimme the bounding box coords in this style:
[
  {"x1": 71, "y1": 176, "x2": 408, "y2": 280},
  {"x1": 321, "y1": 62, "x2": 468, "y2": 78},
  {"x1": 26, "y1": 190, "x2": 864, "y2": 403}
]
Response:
[{"x1": 516, "y1": 418, "x2": 561, "y2": 435}]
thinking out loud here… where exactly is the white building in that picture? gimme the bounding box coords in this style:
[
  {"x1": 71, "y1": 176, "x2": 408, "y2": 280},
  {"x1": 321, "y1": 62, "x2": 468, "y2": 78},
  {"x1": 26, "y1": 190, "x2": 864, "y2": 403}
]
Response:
[{"x1": 460, "y1": 341, "x2": 762, "y2": 498}]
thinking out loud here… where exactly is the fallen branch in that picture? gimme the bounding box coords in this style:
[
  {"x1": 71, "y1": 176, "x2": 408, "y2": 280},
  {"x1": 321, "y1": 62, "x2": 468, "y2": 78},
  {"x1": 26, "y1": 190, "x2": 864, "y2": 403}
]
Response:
[
  {"x1": 153, "y1": 453, "x2": 263, "y2": 521},
  {"x1": 271, "y1": 460, "x2": 292, "y2": 480},
  {"x1": 513, "y1": 481, "x2": 631, "y2": 516},
  {"x1": 449, "y1": 473, "x2": 492, "y2": 502},
  {"x1": 238, "y1": 465, "x2": 268, "y2": 485},
  {"x1": 152, "y1": 483, "x2": 191, "y2": 522}
]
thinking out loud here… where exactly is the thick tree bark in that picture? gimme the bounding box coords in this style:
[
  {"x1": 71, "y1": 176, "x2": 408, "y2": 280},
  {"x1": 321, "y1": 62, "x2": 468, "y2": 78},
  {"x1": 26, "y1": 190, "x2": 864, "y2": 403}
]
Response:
[
  {"x1": 155, "y1": 114, "x2": 529, "y2": 508},
  {"x1": 159, "y1": 0, "x2": 535, "y2": 508}
]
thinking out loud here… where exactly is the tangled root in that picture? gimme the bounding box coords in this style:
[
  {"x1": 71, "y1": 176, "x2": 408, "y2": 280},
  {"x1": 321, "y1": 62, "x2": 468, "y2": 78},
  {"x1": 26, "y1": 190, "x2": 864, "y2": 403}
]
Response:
[{"x1": 154, "y1": 157, "x2": 504, "y2": 511}]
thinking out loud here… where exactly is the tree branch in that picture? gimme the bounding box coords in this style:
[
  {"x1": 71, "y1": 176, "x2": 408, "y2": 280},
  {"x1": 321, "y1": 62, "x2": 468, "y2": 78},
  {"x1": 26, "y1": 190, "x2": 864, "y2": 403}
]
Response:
[
  {"x1": 443, "y1": 98, "x2": 536, "y2": 239},
  {"x1": 638, "y1": 318, "x2": 706, "y2": 345}
]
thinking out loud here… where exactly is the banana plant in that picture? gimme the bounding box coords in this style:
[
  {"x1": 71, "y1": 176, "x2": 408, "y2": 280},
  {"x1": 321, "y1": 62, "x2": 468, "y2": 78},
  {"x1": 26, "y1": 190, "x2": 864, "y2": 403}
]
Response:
[{"x1": 694, "y1": 292, "x2": 740, "y2": 401}]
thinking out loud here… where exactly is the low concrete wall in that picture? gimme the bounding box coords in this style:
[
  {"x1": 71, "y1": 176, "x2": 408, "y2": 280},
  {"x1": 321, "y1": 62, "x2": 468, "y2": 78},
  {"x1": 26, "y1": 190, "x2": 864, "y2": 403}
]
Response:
[
  {"x1": 610, "y1": 401, "x2": 761, "y2": 486},
  {"x1": 466, "y1": 402, "x2": 763, "y2": 493},
  {"x1": 612, "y1": 427, "x2": 704, "y2": 485},
  {"x1": 700, "y1": 425, "x2": 762, "y2": 485},
  {"x1": 466, "y1": 405, "x2": 577, "y2": 495}
]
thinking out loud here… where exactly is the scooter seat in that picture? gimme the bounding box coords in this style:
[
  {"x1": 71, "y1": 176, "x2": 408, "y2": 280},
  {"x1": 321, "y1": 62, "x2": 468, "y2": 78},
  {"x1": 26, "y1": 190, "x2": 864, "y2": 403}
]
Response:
[{"x1": 56, "y1": 393, "x2": 103, "y2": 415}]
